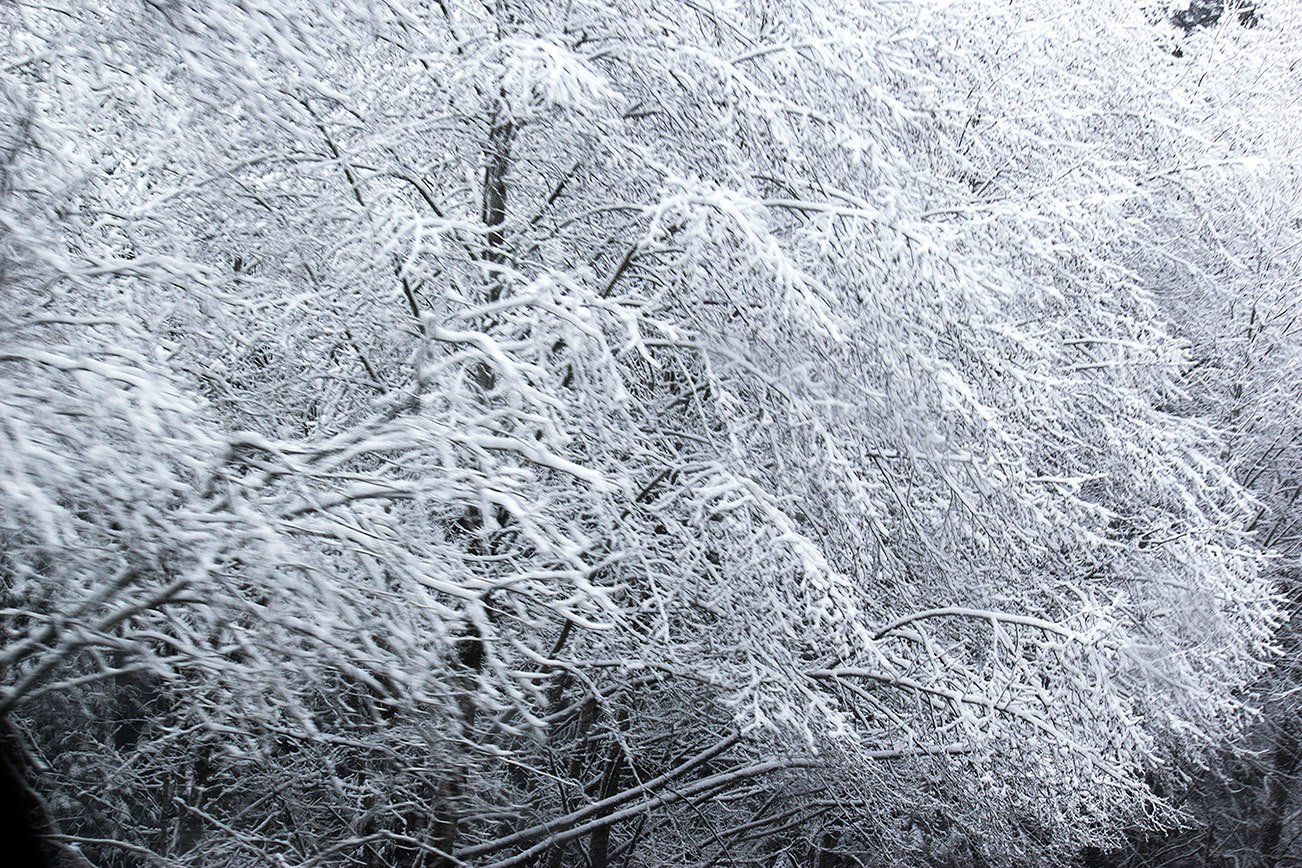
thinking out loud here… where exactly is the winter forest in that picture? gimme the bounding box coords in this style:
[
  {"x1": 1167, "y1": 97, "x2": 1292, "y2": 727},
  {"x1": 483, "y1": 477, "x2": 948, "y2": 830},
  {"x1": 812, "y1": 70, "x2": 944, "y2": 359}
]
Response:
[{"x1": 0, "y1": 0, "x2": 1299, "y2": 865}]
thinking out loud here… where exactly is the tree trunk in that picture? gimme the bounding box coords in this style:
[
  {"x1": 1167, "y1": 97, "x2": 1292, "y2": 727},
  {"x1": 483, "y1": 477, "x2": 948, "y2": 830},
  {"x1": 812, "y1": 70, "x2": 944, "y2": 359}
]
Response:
[{"x1": 1261, "y1": 715, "x2": 1300, "y2": 865}]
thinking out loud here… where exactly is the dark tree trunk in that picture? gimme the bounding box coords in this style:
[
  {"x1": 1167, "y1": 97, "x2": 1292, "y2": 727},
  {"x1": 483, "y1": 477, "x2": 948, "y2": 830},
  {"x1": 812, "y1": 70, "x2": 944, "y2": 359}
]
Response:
[
  {"x1": 1261, "y1": 715, "x2": 1300, "y2": 865},
  {"x1": 0, "y1": 714, "x2": 72, "y2": 867}
]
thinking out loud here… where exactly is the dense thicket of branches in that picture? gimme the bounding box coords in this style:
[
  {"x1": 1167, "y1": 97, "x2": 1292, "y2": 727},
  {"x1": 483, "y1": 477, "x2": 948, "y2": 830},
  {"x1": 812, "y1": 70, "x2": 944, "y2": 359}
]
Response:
[{"x1": 0, "y1": 1, "x2": 1297, "y2": 865}]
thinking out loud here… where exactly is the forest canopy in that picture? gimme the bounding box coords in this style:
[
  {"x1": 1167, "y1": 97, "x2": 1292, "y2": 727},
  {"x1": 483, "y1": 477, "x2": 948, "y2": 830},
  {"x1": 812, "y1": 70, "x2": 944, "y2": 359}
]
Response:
[{"x1": 0, "y1": 1, "x2": 1298, "y2": 865}]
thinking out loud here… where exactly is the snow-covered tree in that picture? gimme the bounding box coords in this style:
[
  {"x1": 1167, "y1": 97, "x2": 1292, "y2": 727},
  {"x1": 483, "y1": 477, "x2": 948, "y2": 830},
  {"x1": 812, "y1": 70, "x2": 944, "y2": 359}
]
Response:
[
  {"x1": 1085, "y1": 4, "x2": 1302, "y2": 862},
  {"x1": 0, "y1": 0, "x2": 1289, "y2": 865}
]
